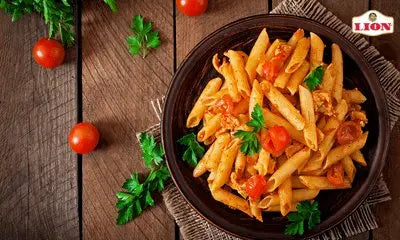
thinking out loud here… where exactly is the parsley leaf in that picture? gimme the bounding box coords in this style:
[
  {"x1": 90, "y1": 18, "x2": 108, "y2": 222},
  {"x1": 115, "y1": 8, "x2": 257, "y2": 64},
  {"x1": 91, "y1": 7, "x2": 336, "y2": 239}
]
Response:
[
  {"x1": 177, "y1": 133, "x2": 205, "y2": 167},
  {"x1": 233, "y1": 130, "x2": 261, "y2": 156},
  {"x1": 126, "y1": 15, "x2": 161, "y2": 58},
  {"x1": 284, "y1": 200, "x2": 321, "y2": 236},
  {"x1": 139, "y1": 132, "x2": 164, "y2": 168},
  {"x1": 246, "y1": 104, "x2": 264, "y2": 132},
  {"x1": 104, "y1": 0, "x2": 117, "y2": 12},
  {"x1": 116, "y1": 132, "x2": 170, "y2": 225},
  {"x1": 304, "y1": 65, "x2": 324, "y2": 91},
  {"x1": 0, "y1": 0, "x2": 75, "y2": 46},
  {"x1": 234, "y1": 104, "x2": 264, "y2": 156}
]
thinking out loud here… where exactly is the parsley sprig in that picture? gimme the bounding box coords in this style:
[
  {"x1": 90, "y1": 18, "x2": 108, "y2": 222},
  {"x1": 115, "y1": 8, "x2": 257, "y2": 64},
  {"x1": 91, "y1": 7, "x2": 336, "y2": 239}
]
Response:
[
  {"x1": 0, "y1": 0, "x2": 74, "y2": 46},
  {"x1": 304, "y1": 65, "x2": 324, "y2": 91},
  {"x1": 284, "y1": 200, "x2": 321, "y2": 236},
  {"x1": 127, "y1": 15, "x2": 161, "y2": 58},
  {"x1": 116, "y1": 132, "x2": 170, "y2": 225},
  {"x1": 103, "y1": 0, "x2": 117, "y2": 12},
  {"x1": 233, "y1": 104, "x2": 264, "y2": 156},
  {"x1": 177, "y1": 133, "x2": 205, "y2": 167}
]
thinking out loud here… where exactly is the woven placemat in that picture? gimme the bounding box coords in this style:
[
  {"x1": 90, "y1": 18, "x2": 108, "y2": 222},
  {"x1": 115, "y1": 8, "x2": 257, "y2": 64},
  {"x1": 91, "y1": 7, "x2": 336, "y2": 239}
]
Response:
[{"x1": 139, "y1": 0, "x2": 400, "y2": 239}]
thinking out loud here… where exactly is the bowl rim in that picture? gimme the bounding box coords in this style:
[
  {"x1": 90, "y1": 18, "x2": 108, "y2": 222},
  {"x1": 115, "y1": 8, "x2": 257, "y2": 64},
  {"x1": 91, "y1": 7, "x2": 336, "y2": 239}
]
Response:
[{"x1": 162, "y1": 14, "x2": 390, "y2": 239}]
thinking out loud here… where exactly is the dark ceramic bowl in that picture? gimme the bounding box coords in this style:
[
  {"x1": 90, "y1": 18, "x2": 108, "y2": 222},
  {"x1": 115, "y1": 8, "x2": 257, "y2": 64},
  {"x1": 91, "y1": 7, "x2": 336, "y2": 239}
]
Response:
[{"x1": 162, "y1": 15, "x2": 390, "y2": 239}]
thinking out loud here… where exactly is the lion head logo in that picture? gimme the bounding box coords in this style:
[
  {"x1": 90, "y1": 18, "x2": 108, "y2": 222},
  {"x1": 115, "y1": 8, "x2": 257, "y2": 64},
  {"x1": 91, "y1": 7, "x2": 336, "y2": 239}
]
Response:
[{"x1": 369, "y1": 13, "x2": 377, "y2": 22}]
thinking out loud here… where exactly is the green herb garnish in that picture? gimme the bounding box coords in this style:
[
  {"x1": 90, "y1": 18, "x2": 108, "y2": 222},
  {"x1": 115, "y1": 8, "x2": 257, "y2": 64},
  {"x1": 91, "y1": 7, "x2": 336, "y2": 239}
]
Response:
[
  {"x1": 234, "y1": 104, "x2": 264, "y2": 156},
  {"x1": 116, "y1": 132, "x2": 170, "y2": 225},
  {"x1": 127, "y1": 15, "x2": 161, "y2": 58},
  {"x1": 284, "y1": 200, "x2": 321, "y2": 236},
  {"x1": 177, "y1": 132, "x2": 205, "y2": 167},
  {"x1": 304, "y1": 65, "x2": 324, "y2": 91},
  {"x1": 103, "y1": 0, "x2": 117, "y2": 12}
]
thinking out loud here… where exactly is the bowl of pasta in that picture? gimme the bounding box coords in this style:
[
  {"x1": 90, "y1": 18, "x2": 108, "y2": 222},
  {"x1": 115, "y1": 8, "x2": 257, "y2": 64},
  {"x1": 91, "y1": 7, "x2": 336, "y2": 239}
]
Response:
[{"x1": 162, "y1": 15, "x2": 389, "y2": 239}]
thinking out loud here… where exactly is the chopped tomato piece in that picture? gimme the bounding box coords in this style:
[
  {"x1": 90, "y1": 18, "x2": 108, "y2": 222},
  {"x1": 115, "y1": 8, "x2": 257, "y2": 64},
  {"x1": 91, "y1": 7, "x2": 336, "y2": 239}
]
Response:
[
  {"x1": 336, "y1": 121, "x2": 362, "y2": 145},
  {"x1": 261, "y1": 126, "x2": 291, "y2": 155},
  {"x1": 262, "y1": 45, "x2": 291, "y2": 82},
  {"x1": 214, "y1": 95, "x2": 234, "y2": 115},
  {"x1": 245, "y1": 175, "x2": 267, "y2": 199},
  {"x1": 327, "y1": 163, "x2": 345, "y2": 186}
]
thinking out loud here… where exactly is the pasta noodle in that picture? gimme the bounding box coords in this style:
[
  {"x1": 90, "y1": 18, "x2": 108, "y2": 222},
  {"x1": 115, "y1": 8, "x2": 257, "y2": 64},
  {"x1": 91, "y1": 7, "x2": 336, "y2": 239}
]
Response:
[{"x1": 246, "y1": 28, "x2": 270, "y2": 83}]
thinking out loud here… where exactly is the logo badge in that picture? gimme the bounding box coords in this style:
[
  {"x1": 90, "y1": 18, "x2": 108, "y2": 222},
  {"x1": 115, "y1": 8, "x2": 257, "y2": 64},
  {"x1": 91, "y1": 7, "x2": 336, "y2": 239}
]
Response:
[{"x1": 352, "y1": 10, "x2": 394, "y2": 36}]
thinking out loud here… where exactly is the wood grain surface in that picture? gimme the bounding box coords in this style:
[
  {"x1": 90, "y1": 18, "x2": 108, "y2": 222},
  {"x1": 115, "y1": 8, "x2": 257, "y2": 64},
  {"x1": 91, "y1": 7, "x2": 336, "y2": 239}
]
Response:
[
  {"x1": 0, "y1": 12, "x2": 79, "y2": 240},
  {"x1": 81, "y1": 0, "x2": 175, "y2": 239},
  {"x1": 0, "y1": 0, "x2": 399, "y2": 239}
]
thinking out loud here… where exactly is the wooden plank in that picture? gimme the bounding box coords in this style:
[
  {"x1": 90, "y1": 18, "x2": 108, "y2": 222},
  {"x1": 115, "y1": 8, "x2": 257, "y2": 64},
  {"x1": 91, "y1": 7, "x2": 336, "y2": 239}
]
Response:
[
  {"x1": 176, "y1": 0, "x2": 269, "y2": 65},
  {"x1": 81, "y1": 1, "x2": 175, "y2": 239},
  {"x1": 0, "y1": 12, "x2": 79, "y2": 240}
]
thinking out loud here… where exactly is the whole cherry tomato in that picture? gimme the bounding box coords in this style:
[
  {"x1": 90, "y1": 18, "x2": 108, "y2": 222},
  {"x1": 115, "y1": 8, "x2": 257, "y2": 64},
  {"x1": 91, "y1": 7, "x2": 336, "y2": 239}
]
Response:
[
  {"x1": 176, "y1": 0, "x2": 208, "y2": 16},
  {"x1": 68, "y1": 122, "x2": 100, "y2": 154},
  {"x1": 214, "y1": 95, "x2": 234, "y2": 115},
  {"x1": 32, "y1": 38, "x2": 65, "y2": 69},
  {"x1": 327, "y1": 163, "x2": 345, "y2": 186},
  {"x1": 261, "y1": 125, "x2": 291, "y2": 155},
  {"x1": 245, "y1": 175, "x2": 267, "y2": 199},
  {"x1": 336, "y1": 121, "x2": 362, "y2": 145}
]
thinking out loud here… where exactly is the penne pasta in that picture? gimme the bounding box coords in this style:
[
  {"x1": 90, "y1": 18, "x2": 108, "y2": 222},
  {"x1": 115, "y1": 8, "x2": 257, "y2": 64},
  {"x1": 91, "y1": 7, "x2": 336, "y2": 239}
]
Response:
[
  {"x1": 350, "y1": 150, "x2": 367, "y2": 166},
  {"x1": 309, "y1": 32, "x2": 325, "y2": 71},
  {"x1": 291, "y1": 176, "x2": 306, "y2": 189},
  {"x1": 324, "y1": 132, "x2": 368, "y2": 170},
  {"x1": 332, "y1": 43, "x2": 343, "y2": 103},
  {"x1": 262, "y1": 108, "x2": 306, "y2": 145},
  {"x1": 212, "y1": 139, "x2": 241, "y2": 190},
  {"x1": 255, "y1": 149, "x2": 270, "y2": 176},
  {"x1": 286, "y1": 60, "x2": 310, "y2": 95},
  {"x1": 261, "y1": 81, "x2": 305, "y2": 130},
  {"x1": 299, "y1": 86, "x2": 318, "y2": 151},
  {"x1": 342, "y1": 156, "x2": 356, "y2": 182},
  {"x1": 342, "y1": 88, "x2": 367, "y2": 104},
  {"x1": 299, "y1": 176, "x2": 351, "y2": 190},
  {"x1": 225, "y1": 50, "x2": 251, "y2": 99},
  {"x1": 320, "y1": 63, "x2": 335, "y2": 94},
  {"x1": 274, "y1": 61, "x2": 292, "y2": 89},
  {"x1": 278, "y1": 177, "x2": 292, "y2": 216},
  {"x1": 219, "y1": 60, "x2": 241, "y2": 102},
  {"x1": 250, "y1": 198, "x2": 263, "y2": 222},
  {"x1": 264, "y1": 202, "x2": 298, "y2": 212},
  {"x1": 267, "y1": 147, "x2": 311, "y2": 192},
  {"x1": 197, "y1": 113, "x2": 222, "y2": 142},
  {"x1": 287, "y1": 29, "x2": 305, "y2": 47},
  {"x1": 248, "y1": 79, "x2": 263, "y2": 117},
  {"x1": 187, "y1": 77, "x2": 222, "y2": 128},
  {"x1": 207, "y1": 133, "x2": 230, "y2": 172},
  {"x1": 285, "y1": 37, "x2": 310, "y2": 73},
  {"x1": 193, "y1": 143, "x2": 214, "y2": 177},
  {"x1": 234, "y1": 151, "x2": 246, "y2": 179},
  {"x1": 259, "y1": 189, "x2": 319, "y2": 208},
  {"x1": 246, "y1": 28, "x2": 270, "y2": 83},
  {"x1": 211, "y1": 187, "x2": 252, "y2": 217}
]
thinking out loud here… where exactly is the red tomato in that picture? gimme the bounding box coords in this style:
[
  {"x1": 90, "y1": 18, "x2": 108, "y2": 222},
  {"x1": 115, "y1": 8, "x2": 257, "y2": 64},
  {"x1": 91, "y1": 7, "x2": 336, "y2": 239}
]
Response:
[
  {"x1": 261, "y1": 126, "x2": 291, "y2": 155},
  {"x1": 32, "y1": 38, "x2": 65, "y2": 69},
  {"x1": 327, "y1": 163, "x2": 344, "y2": 186},
  {"x1": 336, "y1": 121, "x2": 362, "y2": 145},
  {"x1": 176, "y1": 0, "x2": 208, "y2": 16},
  {"x1": 214, "y1": 95, "x2": 234, "y2": 115},
  {"x1": 68, "y1": 122, "x2": 100, "y2": 154},
  {"x1": 262, "y1": 46, "x2": 291, "y2": 82},
  {"x1": 245, "y1": 175, "x2": 267, "y2": 199}
]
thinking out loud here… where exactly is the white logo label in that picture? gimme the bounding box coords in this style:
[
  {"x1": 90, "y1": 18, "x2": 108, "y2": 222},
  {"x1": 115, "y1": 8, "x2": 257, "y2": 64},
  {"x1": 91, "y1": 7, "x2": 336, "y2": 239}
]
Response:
[{"x1": 352, "y1": 10, "x2": 394, "y2": 36}]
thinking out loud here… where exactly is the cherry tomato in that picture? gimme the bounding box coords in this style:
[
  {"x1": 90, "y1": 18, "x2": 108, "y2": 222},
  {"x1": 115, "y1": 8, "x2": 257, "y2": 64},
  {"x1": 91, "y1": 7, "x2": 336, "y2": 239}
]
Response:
[
  {"x1": 68, "y1": 122, "x2": 100, "y2": 154},
  {"x1": 32, "y1": 38, "x2": 65, "y2": 69},
  {"x1": 245, "y1": 175, "x2": 267, "y2": 199},
  {"x1": 327, "y1": 163, "x2": 345, "y2": 186},
  {"x1": 214, "y1": 95, "x2": 234, "y2": 115},
  {"x1": 176, "y1": 0, "x2": 208, "y2": 16},
  {"x1": 336, "y1": 121, "x2": 362, "y2": 145},
  {"x1": 262, "y1": 46, "x2": 291, "y2": 82},
  {"x1": 261, "y1": 126, "x2": 291, "y2": 155}
]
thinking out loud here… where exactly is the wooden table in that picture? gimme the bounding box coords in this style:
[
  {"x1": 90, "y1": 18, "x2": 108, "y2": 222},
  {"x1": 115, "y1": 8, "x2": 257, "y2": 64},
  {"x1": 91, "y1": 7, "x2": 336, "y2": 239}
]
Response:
[{"x1": 0, "y1": 0, "x2": 399, "y2": 239}]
